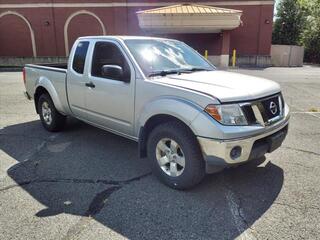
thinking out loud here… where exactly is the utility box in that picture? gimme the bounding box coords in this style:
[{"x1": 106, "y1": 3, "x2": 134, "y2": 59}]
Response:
[{"x1": 271, "y1": 45, "x2": 304, "y2": 67}]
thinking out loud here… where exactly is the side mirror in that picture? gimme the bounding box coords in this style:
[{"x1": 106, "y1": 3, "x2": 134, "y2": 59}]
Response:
[{"x1": 101, "y1": 65, "x2": 124, "y2": 80}]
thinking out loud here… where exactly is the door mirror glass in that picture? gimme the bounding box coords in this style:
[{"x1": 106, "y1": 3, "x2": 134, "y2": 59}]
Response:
[{"x1": 101, "y1": 65, "x2": 124, "y2": 80}]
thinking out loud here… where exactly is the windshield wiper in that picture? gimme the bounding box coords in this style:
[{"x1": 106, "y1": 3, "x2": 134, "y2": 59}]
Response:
[
  {"x1": 148, "y1": 69, "x2": 182, "y2": 77},
  {"x1": 180, "y1": 67, "x2": 212, "y2": 72},
  {"x1": 148, "y1": 67, "x2": 213, "y2": 77}
]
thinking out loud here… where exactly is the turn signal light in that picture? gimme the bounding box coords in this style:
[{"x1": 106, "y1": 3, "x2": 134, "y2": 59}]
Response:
[{"x1": 205, "y1": 105, "x2": 222, "y2": 121}]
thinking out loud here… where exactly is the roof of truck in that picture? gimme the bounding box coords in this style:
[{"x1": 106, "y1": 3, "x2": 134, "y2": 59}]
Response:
[{"x1": 78, "y1": 35, "x2": 171, "y2": 41}]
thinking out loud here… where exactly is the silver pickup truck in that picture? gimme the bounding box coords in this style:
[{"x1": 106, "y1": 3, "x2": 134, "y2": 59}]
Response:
[{"x1": 24, "y1": 36, "x2": 290, "y2": 189}]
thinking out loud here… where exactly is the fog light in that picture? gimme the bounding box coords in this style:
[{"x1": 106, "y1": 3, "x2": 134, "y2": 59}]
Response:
[{"x1": 230, "y1": 146, "x2": 242, "y2": 160}]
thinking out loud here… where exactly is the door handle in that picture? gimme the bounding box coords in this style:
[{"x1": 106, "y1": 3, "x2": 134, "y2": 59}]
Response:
[{"x1": 85, "y1": 82, "x2": 95, "y2": 88}]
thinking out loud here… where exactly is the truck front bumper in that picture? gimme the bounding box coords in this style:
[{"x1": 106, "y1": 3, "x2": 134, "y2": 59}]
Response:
[{"x1": 197, "y1": 116, "x2": 289, "y2": 171}]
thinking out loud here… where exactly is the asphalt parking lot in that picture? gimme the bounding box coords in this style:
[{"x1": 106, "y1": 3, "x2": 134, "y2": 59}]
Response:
[{"x1": 0, "y1": 66, "x2": 319, "y2": 240}]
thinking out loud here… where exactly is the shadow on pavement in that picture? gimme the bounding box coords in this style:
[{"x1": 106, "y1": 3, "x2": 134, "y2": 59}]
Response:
[{"x1": 0, "y1": 119, "x2": 284, "y2": 239}]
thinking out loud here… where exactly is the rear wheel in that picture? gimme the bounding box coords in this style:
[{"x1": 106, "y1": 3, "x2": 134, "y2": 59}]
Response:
[
  {"x1": 147, "y1": 121, "x2": 205, "y2": 190},
  {"x1": 38, "y1": 93, "x2": 66, "y2": 132}
]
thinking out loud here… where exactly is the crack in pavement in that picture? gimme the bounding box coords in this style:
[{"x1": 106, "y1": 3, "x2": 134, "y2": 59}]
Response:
[
  {"x1": 0, "y1": 133, "x2": 56, "y2": 141},
  {"x1": 61, "y1": 172, "x2": 151, "y2": 240},
  {"x1": 223, "y1": 189, "x2": 320, "y2": 214},
  {"x1": 225, "y1": 189, "x2": 258, "y2": 240},
  {"x1": 61, "y1": 186, "x2": 123, "y2": 240},
  {"x1": 283, "y1": 160, "x2": 316, "y2": 170},
  {"x1": 222, "y1": 176, "x2": 258, "y2": 240},
  {"x1": 273, "y1": 201, "x2": 320, "y2": 212},
  {"x1": 0, "y1": 171, "x2": 151, "y2": 240},
  {"x1": 282, "y1": 146, "x2": 320, "y2": 156},
  {"x1": 83, "y1": 172, "x2": 152, "y2": 216},
  {"x1": 1, "y1": 130, "x2": 152, "y2": 239},
  {"x1": 13, "y1": 134, "x2": 60, "y2": 178},
  {"x1": 0, "y1": 133, "x2": 59, "y2": 183},
  {"x1": 86, "y1": 185, "x2": 122, "y2": 216},
  {"x1": 0, "y1": 173, "x2": 152, "y2": 192}
]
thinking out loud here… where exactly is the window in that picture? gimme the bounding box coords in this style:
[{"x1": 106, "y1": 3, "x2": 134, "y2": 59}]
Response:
[
  {"x1": 91, "y1": 42, "x2": 130, "y2": 82},
  {"x1": 72, "y1": 41, "x2": 89, "y2": 74}
]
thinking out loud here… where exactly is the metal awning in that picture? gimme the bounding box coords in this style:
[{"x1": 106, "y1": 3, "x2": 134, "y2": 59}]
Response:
[{"x1": 137, "y1": 4, "x2": 242, "y2": 33}]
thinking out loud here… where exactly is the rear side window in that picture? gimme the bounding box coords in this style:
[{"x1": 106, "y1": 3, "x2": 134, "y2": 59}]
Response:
[
  {"x1": 72, "y1": 41, "x2": 89, "y2": 74},
  {"x1": 91, "y1": 42, "x2": 130, "y2": 82}
]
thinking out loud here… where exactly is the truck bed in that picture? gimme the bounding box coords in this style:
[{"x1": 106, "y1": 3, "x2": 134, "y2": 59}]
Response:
[
  {"x1": 24, "y1": 62, "x2": 69, "y2": 115},
  {"x1": 36, "y1": 63, "x2": 68, "y2": 69},
  {"x1": 26, "y1": 63, "x2": 68, "y2": 72}
]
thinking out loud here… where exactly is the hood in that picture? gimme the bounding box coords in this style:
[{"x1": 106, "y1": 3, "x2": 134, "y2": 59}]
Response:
[{"x1": 153, "y1": 70, "x2": 281, "y2": 102}]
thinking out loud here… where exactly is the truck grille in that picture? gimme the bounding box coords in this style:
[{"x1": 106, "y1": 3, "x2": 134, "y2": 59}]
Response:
[
  {"x1": 261, "y1": 96, "x2": 281, "y2": 120},
  {"x1": 240, "y1": 93, "x2": 284, "y2": 126}
]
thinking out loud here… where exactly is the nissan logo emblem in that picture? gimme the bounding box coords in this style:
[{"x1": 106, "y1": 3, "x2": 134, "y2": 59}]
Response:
[{"x1": 269, "y1": 101, "x2": 277, "y2": 115}]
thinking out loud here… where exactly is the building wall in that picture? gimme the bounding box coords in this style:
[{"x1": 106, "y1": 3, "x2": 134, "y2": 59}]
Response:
[
  {"x1": 229, "y1": 4, "x2": 273, "y2": 56},
  {"x1": 0, "y1": 14, "x2": 34, "y2": 56},
  {"x1": 0, "y1": 0, "x2": 274, "y2": 57}
]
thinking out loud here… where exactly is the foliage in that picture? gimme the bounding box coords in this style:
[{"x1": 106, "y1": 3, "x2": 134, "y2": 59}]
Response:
[
  {"x1": 273, "y1": 0, "x2": 320, "y2": 63},
  {"x1": 272, "y1": 0, "x2": 305, "y2": 45},
  {"x1": 299, "y1": 0, "x2": 320, "y2": 63}
]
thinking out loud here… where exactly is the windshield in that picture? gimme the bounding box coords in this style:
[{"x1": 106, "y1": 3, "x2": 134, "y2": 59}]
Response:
[{"x1": 124, "y1": 39, "x2": 215, "y2": 77}]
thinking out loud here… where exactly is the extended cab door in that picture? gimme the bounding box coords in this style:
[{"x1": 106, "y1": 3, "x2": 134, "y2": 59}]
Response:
[
  {"x1": 66, "y1": 41, "x2": 90, "y2": 119},
  {"x1": 84, "y1": 40, "x2": 135, "y2": 137}
]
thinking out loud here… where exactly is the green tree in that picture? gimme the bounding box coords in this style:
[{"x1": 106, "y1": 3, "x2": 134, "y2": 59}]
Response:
[
  {"x1": 299, "y1": 0, "x2": 320, "y2": 63},
  {"x1": 272, "y1": 0, "x2": 305, "y2": 45}
]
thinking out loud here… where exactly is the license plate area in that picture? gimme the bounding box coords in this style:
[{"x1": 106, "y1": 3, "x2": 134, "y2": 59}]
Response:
[{"x1": 266, "y1": 126, "x2": 288, "y2": 152}]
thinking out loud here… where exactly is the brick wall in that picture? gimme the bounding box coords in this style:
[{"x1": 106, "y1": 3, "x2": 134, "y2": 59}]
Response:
[{"x1": 0, "y1": 0, "x2": 274, "y2": 58}]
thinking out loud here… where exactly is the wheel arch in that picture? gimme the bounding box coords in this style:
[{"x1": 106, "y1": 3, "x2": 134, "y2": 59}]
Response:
[
  {"x1": 138, "y1": 114, "x2": 197, "y2": 158},
  {"x1": 34, "y1": 78, "x2": 65, "y2": 115},
  {"x1": 34, "y1": 86, "x2": 49, "y2": 114},
  {"x1": 137, "y1": 97, "x2": 203, "y2": 158}
]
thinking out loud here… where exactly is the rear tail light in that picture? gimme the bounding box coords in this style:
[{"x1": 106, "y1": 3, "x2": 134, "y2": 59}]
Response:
[{"x1": 22, "y1": 67, "x2": 26, "y2": 86}]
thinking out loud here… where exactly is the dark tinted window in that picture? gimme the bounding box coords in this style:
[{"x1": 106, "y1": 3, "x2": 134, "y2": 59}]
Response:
[
  {"x1": 91, "y1": 42, "x2": 130, "y2": 82},
  {"x1": 72, "y1": 41, "x2": 89, "y2": 74}
]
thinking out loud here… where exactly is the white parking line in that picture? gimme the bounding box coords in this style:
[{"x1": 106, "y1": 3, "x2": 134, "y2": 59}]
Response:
[{"x1": 291, "y1": 112, "x2": 319, "y2": 114}]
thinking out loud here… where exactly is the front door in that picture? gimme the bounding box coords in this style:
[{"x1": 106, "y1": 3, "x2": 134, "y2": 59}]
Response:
[{"x1": 84, "y1": 40, "x2": 135, "y2": 137}]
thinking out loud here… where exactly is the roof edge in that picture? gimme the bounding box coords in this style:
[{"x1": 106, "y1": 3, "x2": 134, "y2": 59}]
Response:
[{"x1": 136, "y1": 3, "x2": 242, "y2": 14}]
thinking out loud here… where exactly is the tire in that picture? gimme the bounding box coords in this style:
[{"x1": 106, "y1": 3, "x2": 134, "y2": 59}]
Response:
[
  {"x1": 38, "y1": 93, "x2": 66, "y2": 132},
  {"x1": 147, "y1": 121, "x2": 205, "y2": 190}
]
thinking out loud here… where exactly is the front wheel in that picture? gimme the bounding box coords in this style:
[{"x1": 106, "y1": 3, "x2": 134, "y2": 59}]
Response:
[
  {"x1": 38, "y1": 93, "x2": 66, "y2": 132},
  {"x1": 147, "y1": 121, "x2": 205, "y2": 190}
]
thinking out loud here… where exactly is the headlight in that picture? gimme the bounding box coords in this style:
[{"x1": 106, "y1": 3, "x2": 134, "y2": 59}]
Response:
[{"x1": 205, "y1": 104, "x2": 248, "y2": 126}]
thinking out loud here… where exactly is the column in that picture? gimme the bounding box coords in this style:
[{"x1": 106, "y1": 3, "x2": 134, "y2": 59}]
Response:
[{"x1": 220, "y1": 30, "x2": 230, "y2": 67}]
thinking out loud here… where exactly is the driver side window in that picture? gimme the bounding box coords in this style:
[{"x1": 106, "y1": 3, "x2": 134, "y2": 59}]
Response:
[{"x1": 91, "y1": 42, "x2": 131, "y2": 82}]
